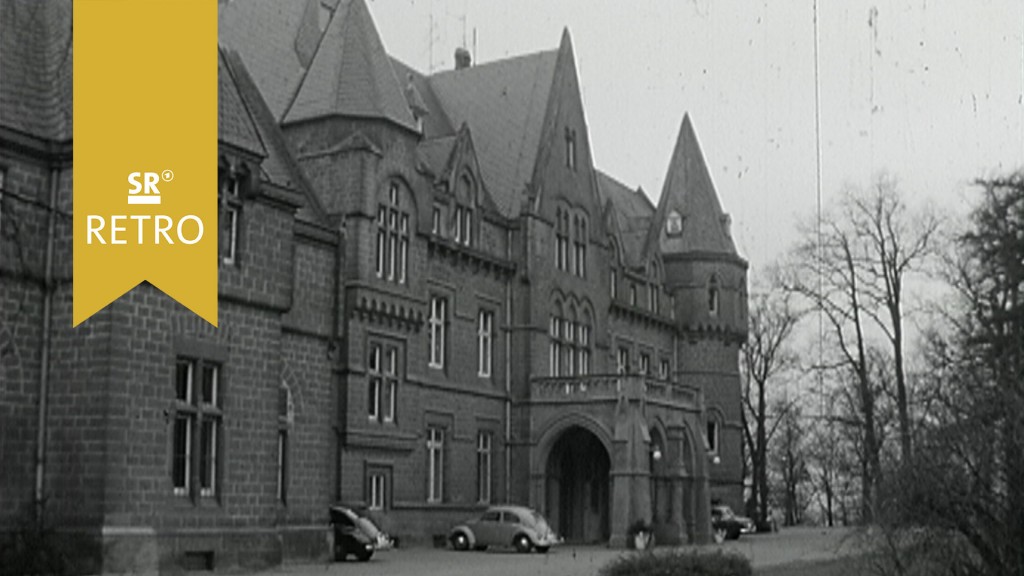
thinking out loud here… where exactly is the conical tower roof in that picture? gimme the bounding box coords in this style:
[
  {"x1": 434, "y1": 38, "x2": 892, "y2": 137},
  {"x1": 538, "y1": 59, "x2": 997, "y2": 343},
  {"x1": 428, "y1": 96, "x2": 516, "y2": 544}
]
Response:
[
  {"x1": 283, "y1": 0, "x2": 418, "y2": 131},
  {"x1": 646, "y1": 114, "x2": 739, "y2": 258}
]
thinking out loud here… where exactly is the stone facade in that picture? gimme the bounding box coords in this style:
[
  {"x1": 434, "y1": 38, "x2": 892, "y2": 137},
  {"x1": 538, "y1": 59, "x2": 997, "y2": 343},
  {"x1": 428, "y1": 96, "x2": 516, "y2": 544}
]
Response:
[{"x1": 0, "y1": 0, "x2": 747, "y2": 572}]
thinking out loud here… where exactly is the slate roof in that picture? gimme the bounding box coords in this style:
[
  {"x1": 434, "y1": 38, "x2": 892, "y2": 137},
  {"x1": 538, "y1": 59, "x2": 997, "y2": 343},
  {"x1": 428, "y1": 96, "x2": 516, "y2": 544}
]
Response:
[
  {"x1": 647, "y1": 114, "x2": 738, "y2": 257},
  {"x1": 283, "y1": 0, "x2": 417, "y2": 131},
  {"x1": 0, "y1": 0, "x2": 73, "y2": 141},
  {"x1": 218, "y1": 49, "x2": 266, "y2": 157},
  {"x1": 390, "y1": 58, "x2": 454, "y2": 137},
  {"x1": 427, "y1": 49, "x2": 559, "y2": 218},
  {"x1": 595, "y1": 170, "x2": 655, "y2": 267},
  {"x1": 222, "y1": 47, "x2": 328, "y2": 224},
  {"x1": 218, "y1": 0, "x2": 318, "y2": 121}
]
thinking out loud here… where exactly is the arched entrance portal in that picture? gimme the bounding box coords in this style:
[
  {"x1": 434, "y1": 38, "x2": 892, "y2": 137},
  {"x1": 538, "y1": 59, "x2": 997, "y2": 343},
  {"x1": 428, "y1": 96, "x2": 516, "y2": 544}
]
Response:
[{"x1": 545, "y1": 426, "x2": 610, "y2": 543}]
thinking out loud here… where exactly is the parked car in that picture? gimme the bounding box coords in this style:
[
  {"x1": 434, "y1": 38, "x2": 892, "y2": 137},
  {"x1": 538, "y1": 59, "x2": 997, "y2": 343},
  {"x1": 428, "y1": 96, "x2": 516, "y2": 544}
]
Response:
[
  {"x1": 329, "y1": 506, "x2": 393, "y2": 561},
  {"x1": 710, "y1": 505, "x2": 749, "y2": 543},
  {"x1": 449, "y1": 505, "x2": 560, "y2": 553}
]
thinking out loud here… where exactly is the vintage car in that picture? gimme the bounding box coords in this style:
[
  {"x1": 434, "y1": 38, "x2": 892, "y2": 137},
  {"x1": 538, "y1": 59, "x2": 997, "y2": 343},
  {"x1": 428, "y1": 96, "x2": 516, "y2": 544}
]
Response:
[
  {"x1": 449, "y1": 505, "x2": 560, "y2": 553},
  {"x1": 711, "y1": 504, "x2": 752, "y2": 542},
  {"x1": 329, "y1": 505, "x2": 393, "y2": 561}
]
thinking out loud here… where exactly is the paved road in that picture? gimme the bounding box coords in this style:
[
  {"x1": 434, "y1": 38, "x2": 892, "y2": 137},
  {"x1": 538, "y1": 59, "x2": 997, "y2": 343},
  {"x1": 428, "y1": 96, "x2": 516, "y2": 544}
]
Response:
[{"x1": 264, "y1": 527, "x2": 857, "y2": 576}]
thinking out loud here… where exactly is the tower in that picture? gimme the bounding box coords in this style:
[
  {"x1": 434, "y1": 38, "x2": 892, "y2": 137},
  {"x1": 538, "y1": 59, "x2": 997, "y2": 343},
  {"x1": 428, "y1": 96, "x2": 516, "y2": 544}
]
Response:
[{"x1": 650, "y1": 114, "x2": 748, "y2": 512}]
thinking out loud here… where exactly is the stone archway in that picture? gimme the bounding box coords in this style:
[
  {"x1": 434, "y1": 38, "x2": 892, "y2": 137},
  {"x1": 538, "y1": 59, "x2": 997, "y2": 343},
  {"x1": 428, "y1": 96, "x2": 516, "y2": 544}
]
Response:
[{"x1": 545, "y1": 426, "x2": 610, "y2": 543}]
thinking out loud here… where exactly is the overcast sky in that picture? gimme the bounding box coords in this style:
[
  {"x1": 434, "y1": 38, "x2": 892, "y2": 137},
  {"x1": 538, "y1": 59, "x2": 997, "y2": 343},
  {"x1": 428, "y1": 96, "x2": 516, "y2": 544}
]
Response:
[{"x1": 368, "y1": 0, "x2": 1024, "y2": 274}]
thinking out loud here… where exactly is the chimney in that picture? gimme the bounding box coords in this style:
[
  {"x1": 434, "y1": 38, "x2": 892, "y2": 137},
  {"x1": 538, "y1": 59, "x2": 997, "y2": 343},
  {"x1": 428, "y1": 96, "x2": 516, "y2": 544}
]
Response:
[{"x1": 454, "y1": 47, "x2": 472, "y2": 70}]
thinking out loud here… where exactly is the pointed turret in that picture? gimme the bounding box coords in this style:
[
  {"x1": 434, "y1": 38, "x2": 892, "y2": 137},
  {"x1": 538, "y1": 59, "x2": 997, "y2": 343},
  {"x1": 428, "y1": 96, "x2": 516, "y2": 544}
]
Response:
[
  {"x1": 283, "y1": 0, "x2": 418, "y2": 131},
  {"x1": 647, "y1": 114, "x2": 738, "y2": 259}
]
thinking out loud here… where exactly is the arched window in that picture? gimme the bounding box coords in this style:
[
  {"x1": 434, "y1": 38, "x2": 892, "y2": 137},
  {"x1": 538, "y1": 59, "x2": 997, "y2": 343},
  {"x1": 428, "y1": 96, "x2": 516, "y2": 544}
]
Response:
[
  {"x1": 708, "y1": 275, "x2": 720, "y2": 316},
  {"x1": 376, "y1": 182, "x2": 409, "y2": 283}
]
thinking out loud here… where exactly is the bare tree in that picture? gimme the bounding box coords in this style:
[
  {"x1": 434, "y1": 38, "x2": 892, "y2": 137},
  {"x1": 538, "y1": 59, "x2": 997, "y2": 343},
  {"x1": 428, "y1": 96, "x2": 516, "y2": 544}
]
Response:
[
  {"x1": 741, "y1": 284, "x2": 801, "y2": 528},
  {"x1": 787, "y1": 212, "x2": 883, "y2": 523},
  {"x1": 770, "y1": 401, "x2": 810, "y2": 526},
  {"x1": 846, "y1": 175, "x2": 940, "y2": 462}
]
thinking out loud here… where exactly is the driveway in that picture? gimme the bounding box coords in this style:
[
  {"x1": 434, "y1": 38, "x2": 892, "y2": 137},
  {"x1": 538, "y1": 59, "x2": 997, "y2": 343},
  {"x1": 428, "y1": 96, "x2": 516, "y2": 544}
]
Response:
[{"x1": 265, "y1": 527, "x2": 857, "y2": 576}]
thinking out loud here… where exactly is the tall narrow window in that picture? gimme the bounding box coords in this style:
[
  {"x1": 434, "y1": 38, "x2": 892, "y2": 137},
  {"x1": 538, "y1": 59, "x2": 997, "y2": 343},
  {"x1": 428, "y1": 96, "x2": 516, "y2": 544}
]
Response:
[
  {"x1": 477, "y1": 431, "x2": 493, "y2": 504},
  {"x1": 277, "y1": 430, "x2": 288, "y2": 503},
  {"x1": 463, "y1": 207, "x2": 473, "y2": 246},
  {"x1": 577, "y1": 321, "x2": 591, "y2": 375},
  {"x1": 219, "y1": 167, "x2": 241, "y2": 265},
  {"x1": 707, "y1": 419, "x2": 719, "y2": 454},
  {"x1": 172, "y1": 360, "x2": 194, "y2": 496},
  {"x1": 368, "y1": 470, "x2": 387, "y2": 510},
  {"x1": 640, "y1": 353, "x2": 650, "y2": 376},
  {"x1": 630, "y1": 284, "x2": 638, "y2": 307},
  {"x1": 573, "y1": 218, "x2": 587, "y2": 277},
  {"x1": 432, "y1": 206, "x2": 442, "y2": 235},
  {"x1": 198, "y1": 364, "x2": 220, "y2": 498},
  {"x1": 478, "y1": 310, "x2": 493, "y2": 377},
  {"x1": 660, "y1": 359, "x2": 670, "y2": 380},
  {"x1": 563, "y1": 318, "x2": 576, "y2": 376},
  {"x1": 427, "y1": 427, "x2": 445, "y2": 502},
  {"x1": 454, "y1": 206, "x2": 464, "y2": 243},
  {"x1": 708, "y1": 275, "x2": 720, "y2": 316},
  {"x1": 173, "y1": 358, "x2": 222, "y2": 499},
  {"x1": 277, "y1": 382, "x2": 291, "y2": 504},
  {"x1": 565, "y1": 128, "x2": 577, "y2": 171},
  {"x1": 610, "y1": 268, "x2": 617, "y2": 299},
  {"x1": 376, "y1": 182, "x2": 409, "y2": 283},
  {"x1": 368, "y1": 344, "x2": 381, "y2": 420},
  {"x1": 429, "y1": 297, "x2": 447, "y2": 369},
  {"x1": 555, "y1": 210, "x2": 569, "y2": 271},
  {"x1": 549, "y1": 316, "x2": 561, "y2": 377},
  {"x1": 617, "y1": 347, "x2": 630, "y2": 375},
  {"x1": 384, "y1": 348, "x2": 398, "y2": 423}
]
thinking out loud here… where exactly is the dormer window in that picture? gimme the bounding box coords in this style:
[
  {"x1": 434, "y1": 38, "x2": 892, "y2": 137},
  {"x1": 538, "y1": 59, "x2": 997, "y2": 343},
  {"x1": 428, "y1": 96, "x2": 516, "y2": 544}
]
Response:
[{"x1": 666, "y1": 210, "x2": 683, "y2": 236}]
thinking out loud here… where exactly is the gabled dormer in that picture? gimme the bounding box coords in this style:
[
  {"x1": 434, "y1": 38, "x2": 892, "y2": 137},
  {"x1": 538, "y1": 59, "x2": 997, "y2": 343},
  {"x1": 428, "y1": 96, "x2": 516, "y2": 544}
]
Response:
[{"x1": 419, "y1": 124, "x2": 503, "y2": 253}]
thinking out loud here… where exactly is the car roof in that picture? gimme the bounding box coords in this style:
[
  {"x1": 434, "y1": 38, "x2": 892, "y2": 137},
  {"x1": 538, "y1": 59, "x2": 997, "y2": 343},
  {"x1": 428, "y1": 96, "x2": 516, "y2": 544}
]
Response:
[{"x1": 484, "y1": 505, "x2": 535, "y2": 516}]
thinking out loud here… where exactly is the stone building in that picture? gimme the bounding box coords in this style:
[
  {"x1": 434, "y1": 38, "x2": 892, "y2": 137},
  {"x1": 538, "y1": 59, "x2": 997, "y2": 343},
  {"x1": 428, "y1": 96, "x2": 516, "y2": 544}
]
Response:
[{"x1": 0, "y1": 0, "x2": 747, "y2": 572}]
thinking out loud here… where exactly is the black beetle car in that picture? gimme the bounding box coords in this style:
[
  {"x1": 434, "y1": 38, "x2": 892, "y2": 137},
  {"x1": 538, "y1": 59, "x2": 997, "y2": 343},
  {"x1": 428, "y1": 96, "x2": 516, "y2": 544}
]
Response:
[{"x1": 329, "y1": 506, "x2": 392, "y2": 561}]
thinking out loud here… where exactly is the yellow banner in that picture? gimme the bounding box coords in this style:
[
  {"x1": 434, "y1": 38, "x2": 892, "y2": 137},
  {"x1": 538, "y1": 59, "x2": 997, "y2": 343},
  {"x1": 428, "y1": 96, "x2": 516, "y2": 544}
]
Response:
[{"x1": 73, "y1": 0, "x2": 217, "y2": 326}]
